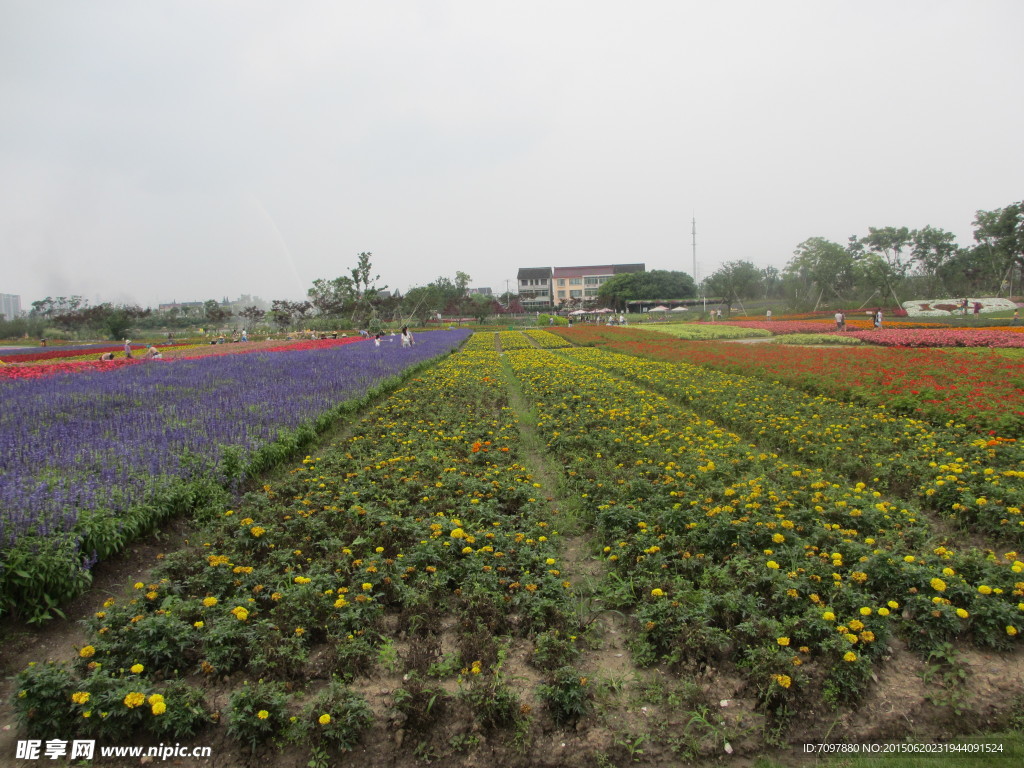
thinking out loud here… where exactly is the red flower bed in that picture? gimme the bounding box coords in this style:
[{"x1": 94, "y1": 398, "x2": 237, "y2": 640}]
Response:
[
  {"x1": 1, "y1": 345, "x2": 134, "y2": 363},
  {"x1": 0, "y1": 359, "x2": 142, "y2": 379}
]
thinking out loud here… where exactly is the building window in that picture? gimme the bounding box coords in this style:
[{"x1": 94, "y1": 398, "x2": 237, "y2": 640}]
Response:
[
  {"x1": 557, "y1": 290, "x2": 566, "y2": 298},
  {"x1": 570, "y1": 290, "x2": 582, "y2": 298},
  {"x1": 570, "y1": 278, "x2": 582, "y2": 285},
  {"x1": 584, "y1": 289, "x2": 598, "y2": 297},
  {"x1": 558, "y1": 279, "x2": 565, "y2": 286},
  {"x1": 585, "y1": 277, "x2": 600, "y2": 285}
]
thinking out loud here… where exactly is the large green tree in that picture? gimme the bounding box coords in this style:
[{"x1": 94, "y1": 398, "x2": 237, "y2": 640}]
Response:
[
  {"x1": 972, "y1": 202, "x2": 1024, "y2": 286},
  {"x1": 597, "y1": 270, "x2": 696, "y2": 310},
  {"x1": 702, "y1": 261, "x2": 762, "y2": 310},
  {"x1": 785, "y1": 238, "x2": 857, "y2": 306}
]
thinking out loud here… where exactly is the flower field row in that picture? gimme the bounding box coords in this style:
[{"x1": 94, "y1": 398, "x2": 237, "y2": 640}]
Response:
[
  {"x1": 562, "y1": 348, "x2": 1024, "y2": 541},
  {"x1": 0, "y1": 331, "x2": 469, "y2": 621},
  {"x1": 0, "y1": 337, "x2": 368, "y2": 377},
  {"x1": 845, "y1": 328, "x2": 1024, "y2": 348},
  {"x1": 497, "y1": 330, "x2": 533, "y2": 350},
  {"x1": 522, "y1": 329, "x2": 571, "y2": 348},
  {"x1": 14, "y1": 343, "x2": 571, "y2": 754},
  {"x1": 10, "y1": 338, "x2": 1024, "y2": 761},
  {"x1": 504, "y1": 347, "x2": 1022, "y2": 703},
  {"x1": 639, "y1": 324, "x2": 772, "y2": 340},
  {"x1": 553, "y1": 328, "x2": 1024, "y2": 436}
]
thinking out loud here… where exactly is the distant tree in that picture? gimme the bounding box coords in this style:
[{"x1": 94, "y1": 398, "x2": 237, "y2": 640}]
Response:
[
  {"x1": 972, "y1": 202, "x2": 1024, "y2": 285},
  {"x1": 307, "y1": 276, "x2": 354, "y2": 316},
  {"x1": 467, "y1": 293, "x2": 494, "y2": 323},
  {"x1": 98, "y1": 305, "x2": 149, "y2": 340},
  {"x1": 400, "y1": 274, "x2": 472, "y2": 324},
  {"x1": 855, "y1": 226, "x2": 913, "y2": 304},
  {"x1": 910, "y1": 226, "x2": 960, "y2": 274},
  {"x1": 702, "y1": 261, "x2": 762, "y2": 310},
  {"x1": 239, "y1": 306, "x2": 266, "y2": 326},
  {"x1": 785, "y1": 238, "x2": 856, "y2": 307},
  {"x1": 597, "y1": 270, "x2": 696, "y2": 310},
  {"x1": 203, "y1": 299, "x2": 232, "y2": 325}
]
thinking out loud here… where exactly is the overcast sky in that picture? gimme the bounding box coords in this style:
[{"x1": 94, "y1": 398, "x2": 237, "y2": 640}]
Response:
[{"x1": 2, "y1": 1, "x2": 1022, "y2": 308}]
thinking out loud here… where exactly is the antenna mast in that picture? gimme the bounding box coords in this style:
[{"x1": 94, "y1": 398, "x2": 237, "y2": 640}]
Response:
[{"x1": 692, "y1": 215, "x2": 700, "y2": 296}]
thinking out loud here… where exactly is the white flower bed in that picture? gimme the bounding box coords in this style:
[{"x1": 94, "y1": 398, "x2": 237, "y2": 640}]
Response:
[{"x1": 902, "y1": 297, "x2": 1018, "y2": 317}]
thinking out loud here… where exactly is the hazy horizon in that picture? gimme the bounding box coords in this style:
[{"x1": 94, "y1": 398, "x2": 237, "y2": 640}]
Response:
[{"x1": 3, "y1": 1, "x2": 1022, "y2": 308}]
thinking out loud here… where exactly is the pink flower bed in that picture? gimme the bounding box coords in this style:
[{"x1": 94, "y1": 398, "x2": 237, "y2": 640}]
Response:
[{"x1": 847, "y1": 329, "x2": 1024, "y2": 348}]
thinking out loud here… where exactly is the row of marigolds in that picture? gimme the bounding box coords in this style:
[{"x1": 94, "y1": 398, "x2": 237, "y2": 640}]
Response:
[
  {"x1": 14, "y1": 344, "x2": 577, "y2": 754},
  {"x1": 566, "y1": 347, "x2": 1024, "y2": 542},
  {"x1": 503, "y1": 347, "x2": 1022, "y2": 714}
]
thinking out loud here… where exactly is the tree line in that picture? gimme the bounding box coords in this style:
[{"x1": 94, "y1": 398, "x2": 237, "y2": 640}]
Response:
[
  {"x1": 9, "y1": 253, "x2": 518, "y2": 339},
  {"x1": 703, "y1": 200, "x2": 1023, "y2": 311}
]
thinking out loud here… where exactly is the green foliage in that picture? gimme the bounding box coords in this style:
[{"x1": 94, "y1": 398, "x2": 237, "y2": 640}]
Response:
[
  {"x1": 299, "y1": 679, "x2": 374, "y2": 752},
  {"x1": 226, "y1": 679, "x2": 290, "y2": 750},
  {"x1": 12, "y1": 662, "x2": 79, "y2": 738},
  {"x1": 538, "y1": 666, "x2": 592, "y2": 725},
  {"x1": 598, "y1": 270, "x2": 696, "y2": 310},
  {"x1": 771, "y1": 333, "x2": 863, "y2": 345}
]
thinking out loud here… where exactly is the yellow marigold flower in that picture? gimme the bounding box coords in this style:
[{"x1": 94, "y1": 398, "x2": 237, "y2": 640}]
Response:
[
  {"x1": 887, "y1": 601, "x2": 899, "y2": 609},
  {"x1": 130, "y1": 664, "x2": 144, "y2": 674},
  {"x1": 250, "y1": 526, "x2": 265, "y2": 538},
  {"x1": 461, "y1": 546, "x2": 473, "y2": 554},
  {"x1": 375, "y1": 547, "x2": 384, "y2": 553},
  {"x1": 203, "y1": 596, "x2": 218, "y2": 607},
  {"x1": 651, "y1": 588, "x2": 665, "y2": 597},
  {"x1": 194, "y1": 621, "x2": 205, "y2": 629},
  {"x1": 978, "y1": 585, "x2": 993, "y2": 595},
  {"x1": 777, "y1": 637, "x2": 790, "y2": 646},
  {"x1": 774, "y1": 674, "x2": 792, "y2": 689},
  {"x1": 271, "y1": 592, "x2": 283, "y2": 601},
  {"x1": 955, "y1": 608, "x2": 969, "y2": 619},
  {"x1": 361, "y1": 582, "x2": 373, "y2": 591},
  {"x1": 148, "y1": 694, "x2": 164, "y2": 705},
  {"x1": 231, "y1": 606, "x2": 249, "y2": 621},
  {"x1": 123, "y1": 692, "x2": 146, "y2": 708},
  {"x1": 257, "y1": 710, "x2": 269, "y2": 720},
  {"x1": 79, "y1": 645, "x2": 96, "y2": 658},
  {"x1": 843, "y1": 652, "x2": 858, "y2": 662},
  {"x1": 134, "y1": 582, "x2": 144, "y2": 589},
  {"x1": 450, "y1": 528, "x2": 466, "y2": 539},
  {"x1": 294, "y1": 627, "x2": 305, "y2": 636},
  {"x1": 930, "y1": 578, "x2": 947, "y2": 592},
  {"x1": 319, "y1": 713, "x2": 331, "y2": 725},
  {"x1": 294, "y1": 576, "x2": 311, "y2": 584},
  {"x1": 844, "y1": 633, "x2": 859, "y2": 644},
  {"x1": 822, "y1": 612, "x2": 835, "y2": 622},
  {"x1": 859, "y1": 607, "x2": 872, "y2": 616},
  {"x1": 71, "y1": 691, "x2": 91, "y2": 705},
  {"x1": 767, "y1": 561, "x2": 780, "y2": 570},
  {"x1": 151, "y1": 701, "x2": 166, "y2": 715},
  {"x1": 1008, "y1": 626, "x2": 1019, "y2": 637},
  {"x1": 942, "y1": 568, "x2": 955, "y2": 576}
]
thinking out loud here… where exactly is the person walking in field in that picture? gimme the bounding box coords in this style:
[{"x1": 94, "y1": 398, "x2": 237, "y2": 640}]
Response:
[
  {"x1": 766, "y1": 309, "x2": 772, "y2": 321},
  {"x1": 400, "y1": 326, "x2": 412, "y2": 348},
  {"x1": 835, "y1": 311, "x2": 844, "y2": 330},
  {"x1": 123, "y1": 339, "x2": 133, "y2": 358},
  {"x1": 872, "y1": 309, "x2": 883, "y2": 329}
]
